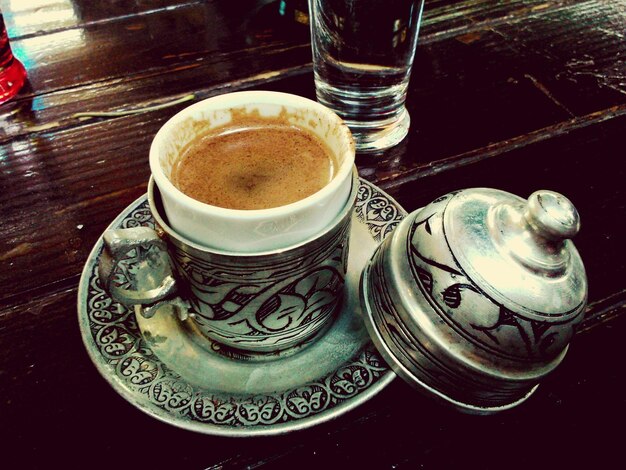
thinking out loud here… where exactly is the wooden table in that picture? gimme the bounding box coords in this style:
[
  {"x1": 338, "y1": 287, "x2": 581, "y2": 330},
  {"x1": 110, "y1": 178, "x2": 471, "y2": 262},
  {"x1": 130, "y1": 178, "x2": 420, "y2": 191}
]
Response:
[{"x1": 1, "y1": 1, "x2": 624, "y2": 467}]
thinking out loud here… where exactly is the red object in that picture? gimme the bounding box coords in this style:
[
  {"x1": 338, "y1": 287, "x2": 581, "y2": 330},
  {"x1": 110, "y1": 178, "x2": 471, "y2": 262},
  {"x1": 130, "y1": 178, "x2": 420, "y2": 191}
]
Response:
[{"x1": 0, "y1": 14, "x2": 27, "y2": 104}]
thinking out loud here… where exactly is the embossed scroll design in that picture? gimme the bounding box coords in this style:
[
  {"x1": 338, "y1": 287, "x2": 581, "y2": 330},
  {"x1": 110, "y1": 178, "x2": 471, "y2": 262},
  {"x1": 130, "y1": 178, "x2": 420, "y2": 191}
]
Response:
[
  {"x1": 354, "y1": 181, "x2": 404, "y2": 242},
  {"x1": 84, "y1": 180, "x2": 398, "y2": 429},
  {"x1": 170, "y1": 216, "x2": 350, "y2": 349},
  {"x1": 406, "y1": 195, "x2": 582, "y2": 362},
  {"x1": 366, "y1": 241, "x2": 500, "y2": 405}
]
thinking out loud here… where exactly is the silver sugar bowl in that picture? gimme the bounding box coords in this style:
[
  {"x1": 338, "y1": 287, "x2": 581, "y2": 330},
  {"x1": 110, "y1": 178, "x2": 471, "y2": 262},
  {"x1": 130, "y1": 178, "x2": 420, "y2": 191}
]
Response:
[{"x1": 360, "y1": 188, "x2": 587, "y2": 414}]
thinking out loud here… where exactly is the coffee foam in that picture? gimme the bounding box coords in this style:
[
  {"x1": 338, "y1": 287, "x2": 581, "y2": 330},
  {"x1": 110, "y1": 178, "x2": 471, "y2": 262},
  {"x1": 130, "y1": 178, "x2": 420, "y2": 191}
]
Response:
[
  {"x1": 159, "y1": 103, "x2": 352, "y2": 180},
  {"x1": 171, "y1": 114, "x2": 337, "y2": 210}
]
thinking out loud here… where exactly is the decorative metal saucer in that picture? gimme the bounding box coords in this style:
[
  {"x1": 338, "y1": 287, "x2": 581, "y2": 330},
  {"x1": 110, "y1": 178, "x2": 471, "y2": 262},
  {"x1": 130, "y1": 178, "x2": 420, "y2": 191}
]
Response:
[{"x1": 77, "y1": 179, "x2": 406, "y2": 436}]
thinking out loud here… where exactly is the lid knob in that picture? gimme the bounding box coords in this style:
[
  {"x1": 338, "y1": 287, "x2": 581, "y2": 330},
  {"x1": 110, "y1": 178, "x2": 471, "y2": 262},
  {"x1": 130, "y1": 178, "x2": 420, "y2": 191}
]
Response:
[{"x1": 524, "y1": 190, "x2": 580, "y2": 242}]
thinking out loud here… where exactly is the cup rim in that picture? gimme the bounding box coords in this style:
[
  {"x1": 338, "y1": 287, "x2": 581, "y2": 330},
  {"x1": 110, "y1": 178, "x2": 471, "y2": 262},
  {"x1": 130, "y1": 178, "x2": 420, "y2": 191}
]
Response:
[
  {"x1": 147, "y1": 170, "x2": 359, "y2": 257},
  {"x1": 149, "y1": 90, "x2": 356, "y2": 221}
]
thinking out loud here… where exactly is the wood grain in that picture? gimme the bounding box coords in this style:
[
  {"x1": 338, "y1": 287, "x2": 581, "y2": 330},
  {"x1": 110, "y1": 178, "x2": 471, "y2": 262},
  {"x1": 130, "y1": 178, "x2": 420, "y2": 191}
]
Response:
[
  {"x1": 0, "y1": 1, "x2": 625, "y2": 468},
  {"x1": 2, "y1": 1, "x2": 625, "y2": 305},
  {"x1": 4, "y1": 0, "x2": 623, "y2": 141}
]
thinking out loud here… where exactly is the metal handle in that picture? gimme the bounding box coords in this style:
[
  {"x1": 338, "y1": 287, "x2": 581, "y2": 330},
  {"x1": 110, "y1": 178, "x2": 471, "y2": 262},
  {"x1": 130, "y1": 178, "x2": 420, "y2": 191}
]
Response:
[{"x1": 98, "y1": 227, "x2": 188, "y2": 319}]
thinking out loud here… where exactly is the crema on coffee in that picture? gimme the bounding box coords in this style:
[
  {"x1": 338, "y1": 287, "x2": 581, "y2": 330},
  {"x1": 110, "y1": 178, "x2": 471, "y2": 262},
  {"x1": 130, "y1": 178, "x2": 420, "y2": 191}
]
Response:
[{"x1": 171, "y1": 118, "x2": 337, "y2": 210}]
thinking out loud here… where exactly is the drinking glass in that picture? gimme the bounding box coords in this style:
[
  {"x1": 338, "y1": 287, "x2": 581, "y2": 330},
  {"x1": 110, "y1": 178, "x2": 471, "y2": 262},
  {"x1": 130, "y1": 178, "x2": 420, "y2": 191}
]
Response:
[{"x1": 308, "y1": 0, "x2": 425, "y2": 152}]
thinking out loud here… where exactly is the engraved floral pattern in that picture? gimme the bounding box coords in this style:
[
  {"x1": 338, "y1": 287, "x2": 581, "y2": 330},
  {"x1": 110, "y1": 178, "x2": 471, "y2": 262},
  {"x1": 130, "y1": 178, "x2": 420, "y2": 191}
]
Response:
[
  {"x1": 172, "y1": 221, "x2": 349, "y2": 350},
  {"x1": 355, "y1": 182, "x2": 404, "y2": 242},
  {"x1": 407, "y1": 200, "x2": 583, "y2": 361}
]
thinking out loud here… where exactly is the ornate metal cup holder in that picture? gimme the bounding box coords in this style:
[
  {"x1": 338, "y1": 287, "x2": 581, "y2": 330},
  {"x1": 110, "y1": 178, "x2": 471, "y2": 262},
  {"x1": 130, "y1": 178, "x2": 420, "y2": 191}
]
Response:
[{"x1": 78, "y1": 178, "x2": 406, "y2": 435}]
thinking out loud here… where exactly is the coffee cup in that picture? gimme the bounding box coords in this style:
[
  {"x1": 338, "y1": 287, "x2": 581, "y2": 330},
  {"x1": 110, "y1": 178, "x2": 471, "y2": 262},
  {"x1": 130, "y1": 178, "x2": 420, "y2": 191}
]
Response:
[
  {"x1": 98, "y1": 91, "x2": 357, "y2": 353},
  {"x1": 150, "y1": 90, "x2": 355, "y2": 252}
]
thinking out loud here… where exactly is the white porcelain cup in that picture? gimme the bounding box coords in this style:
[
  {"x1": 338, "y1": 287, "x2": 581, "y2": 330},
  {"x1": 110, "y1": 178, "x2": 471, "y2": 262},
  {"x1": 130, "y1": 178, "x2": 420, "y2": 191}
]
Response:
[{"x1": 149, "y1": 91, "x2": 356, "y2": 252}]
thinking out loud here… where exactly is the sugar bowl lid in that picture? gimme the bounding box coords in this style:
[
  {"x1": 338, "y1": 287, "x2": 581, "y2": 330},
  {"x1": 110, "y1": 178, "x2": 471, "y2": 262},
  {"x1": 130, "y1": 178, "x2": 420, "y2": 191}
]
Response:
[{"x1": 360, "y1": 188, "x2": 587, "y2": 414}]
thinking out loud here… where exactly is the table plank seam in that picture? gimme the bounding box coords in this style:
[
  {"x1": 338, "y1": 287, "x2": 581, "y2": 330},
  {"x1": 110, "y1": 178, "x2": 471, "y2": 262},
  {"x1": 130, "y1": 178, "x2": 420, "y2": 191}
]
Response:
[
  {"x1": 6, "y1": 1, "x2": 208, "y2": 42},
  {"x1": 376, "y1": 103, "x2": 626, "y2": 190},
  {"x1": 0, "y1": 62, "x2": 312, "y2": 144},
  {"x1": 419, "y1": 0, "x2": 595, "y2": 45}
]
